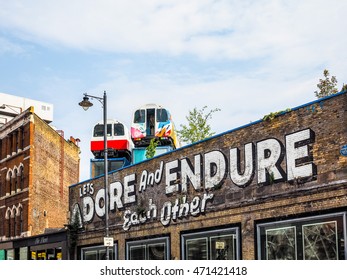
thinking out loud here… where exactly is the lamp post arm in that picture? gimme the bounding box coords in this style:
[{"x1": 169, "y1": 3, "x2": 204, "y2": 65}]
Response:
[{"x1": 83, "y1": 93, "x2": 104, "y2": 107}]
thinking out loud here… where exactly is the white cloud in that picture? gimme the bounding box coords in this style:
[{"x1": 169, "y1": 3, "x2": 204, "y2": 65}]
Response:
[
  {"x1": 1, "y1": 0, "x2": 347, "y2": 181},
  {"x1": 0, "y1": 0, "x2": 346, "y2": 61}
]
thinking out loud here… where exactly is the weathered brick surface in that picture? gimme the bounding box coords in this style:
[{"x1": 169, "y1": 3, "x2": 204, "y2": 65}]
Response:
[
  {"x1": 70, "y1": 92, "x2": 347, "y2": 259},
  {"x1": 29, "y1": 113, "x2": 80, "y2": 235}
]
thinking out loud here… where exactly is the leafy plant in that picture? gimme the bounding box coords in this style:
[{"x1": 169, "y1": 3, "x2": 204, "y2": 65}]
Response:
[
  {"x1": 263, "y1": 109, "x2": 291, "y2": 122},
  {"x1": 314, "y1": 69, "x2": 338, "y2": 99},
  {"x1": 145, "y1": 138, "x2": 159, "y2": 159},
  {"x1": 177, "y1": 106, "x2": 221, "y2": 144}
]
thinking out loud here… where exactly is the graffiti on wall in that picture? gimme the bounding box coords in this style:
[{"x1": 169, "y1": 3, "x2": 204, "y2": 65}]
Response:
[{"x1": 73, "y1": 128, "x2": 317, "y2": 231}]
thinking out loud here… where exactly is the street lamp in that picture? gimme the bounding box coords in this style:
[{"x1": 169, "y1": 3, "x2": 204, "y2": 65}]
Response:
[{"x1": 79, "y1": 91, "x2": 111, "y2": 260}]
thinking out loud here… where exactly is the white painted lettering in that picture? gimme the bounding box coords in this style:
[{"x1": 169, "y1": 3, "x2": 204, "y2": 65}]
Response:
[
  {"x1": 190, "y1": 196, "x2": 200, "y2": 216},
  {"x1": 230, "y1": 143, "x2": 254, "y2": 187},
  {"x1": 257, "y1": 138, "x2": 284, "y2": 185},
  {"x1": 124, "y1": 174, "x2": 136, "y2": 205},
  {"x1": 181, "y1": 154, "x2": 202, "y2": 193},
  {"x1": 95, "y1": 189, "x2": 105, "y2": 218},
  {"x1": 204, "y1": 150, "x2": 227, "y2": 189},
  {"x1": 160, "y1": 201, "x2": 172, "y2": 226},
  {"x1": 109, "y1": 181, "x2": 123, "y2": 210},
  {"x1": 139, "y1": 170, "x2": 147, "y2": 192},
  {"x1": 165, "y1": 159, "x2": 180, "y2": 194},
  {"x1": 154, "y1": 161, "x2": 164, "y2": 184},
  {"x1": 82, "y1": 196, "x2": 94, "y2": 223},
  {"x1": 286, "y1": 129, "x2": 315, "y2": 181}
]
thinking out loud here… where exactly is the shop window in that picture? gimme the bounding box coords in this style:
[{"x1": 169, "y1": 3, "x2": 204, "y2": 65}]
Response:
[
  {"x1": 30, "y1": 249, "x2": 62, "y2": 260},
  {"x1": 256, "y1": 212, "x2": 346, "y2": 260},
  {"x1": 0, "y1": 250, "x2": 5, "y2": 260},
  {"x1": 181, "y1": 227, "x2": 240, "y2": 260},
  {"x1": 6, "y1": 249, "x2": 15, "y2": 260},
  {"x1": 126, "y1": 236, "x2": 170, "y2": 260},
  {"x1": 19, "y1": 247, "x2": 28, "y2": 260},
  {"x1": 81, "y1": 245, "x2": 116, "y2": 260}
]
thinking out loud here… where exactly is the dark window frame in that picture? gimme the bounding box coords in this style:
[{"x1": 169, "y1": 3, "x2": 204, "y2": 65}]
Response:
[
  {"x1": 126, "y1": 236, "x2": 170, "y2": 260},
  {"x1": 256, "y1": 212, "x2": 347, "y2": 260},
  {"x1": 81, "y1": 244, "x2": 117, "y2": 260},
  {"x1": 181, "y1": 226, "x2": 241, "y2": 260}
]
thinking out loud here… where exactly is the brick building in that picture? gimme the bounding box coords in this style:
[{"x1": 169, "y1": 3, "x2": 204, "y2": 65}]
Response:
[
  {"x1": 0, "y1": 106, "x2": 80, "y2": 260},
  {"x1": 69, "y1": 91, "x2": 347, "y2": 260}
]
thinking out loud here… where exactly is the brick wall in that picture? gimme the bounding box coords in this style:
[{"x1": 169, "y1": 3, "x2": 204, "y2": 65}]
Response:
[
  {"x1": 29, "y1": 114, "x2": 80, "y2": 235},
  {"x1": 70, "y1": 91, "x2": 347, "y2": 259},
  {"x1": 0, "y1": 113, "x2": 32, "y2": 239}
]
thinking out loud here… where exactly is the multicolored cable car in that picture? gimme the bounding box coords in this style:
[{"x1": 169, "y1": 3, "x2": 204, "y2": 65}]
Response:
[
  {"x1": 90, "y1": 119, "x2": 133, "y2": 161},
  {"x1": 131, "y1": 104, "x2": 180, "y2": 148}
]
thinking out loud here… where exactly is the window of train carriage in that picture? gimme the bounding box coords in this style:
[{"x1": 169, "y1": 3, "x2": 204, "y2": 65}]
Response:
[
  {"x1": 134, "y1": 110, "x2": 145, "y2": 123},
  {"x1": 156, "y1": 109, "x2": 168, "y2": 122},
  {"x1": 93, "y1": 124, "x2": 112, "y2": 137},
  {"x1": 114, "y1": 123, "x2": 124, "y2": 136},
  {"x1": 126, "y1": 236, "x2": 170, "y2": 260},
  {"x1": 256, "y1": 212, "x2": 346, "y2": 260},
  {"x1": 181, "y1": 227, "x2": 240, "y2": 260}
]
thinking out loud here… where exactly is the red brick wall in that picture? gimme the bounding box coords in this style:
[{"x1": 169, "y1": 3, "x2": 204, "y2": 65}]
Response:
[{"x1": 29, "y1": 114, "x2": 80, "y2": 235}]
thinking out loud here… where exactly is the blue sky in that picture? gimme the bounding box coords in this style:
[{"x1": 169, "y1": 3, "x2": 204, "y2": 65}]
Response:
[{"x1": 1, "y1": 0, "x2": 346, "y2": 181}]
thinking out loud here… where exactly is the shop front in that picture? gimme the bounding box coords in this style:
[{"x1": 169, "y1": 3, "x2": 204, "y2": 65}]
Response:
[{"x1": 0, "y1": 229, "x2": 68, "y2": 260}]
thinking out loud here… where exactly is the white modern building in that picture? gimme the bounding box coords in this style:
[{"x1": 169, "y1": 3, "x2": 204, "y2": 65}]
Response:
[{"x1": 0, "y1": 93, "x2": 53, "y2": 127}]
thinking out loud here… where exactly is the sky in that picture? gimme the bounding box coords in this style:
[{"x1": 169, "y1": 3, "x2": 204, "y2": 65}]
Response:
[{"x1": 0, "y1": 0, "x2": 346, "y2": 182}]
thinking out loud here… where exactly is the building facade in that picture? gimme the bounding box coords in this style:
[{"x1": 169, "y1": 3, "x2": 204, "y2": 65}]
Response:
[
  {"x1": 69, "y1": 91, "x2": 347, "y2": 260},
  {"x1": 0, "y1": 92, "x2": 53, "y2": 127},
  {"x1": 0, "y1": 106, "x2": 80, "y2": 260}
]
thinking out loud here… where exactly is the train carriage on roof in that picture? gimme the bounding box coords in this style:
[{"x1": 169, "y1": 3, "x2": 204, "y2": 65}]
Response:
[
  {"x1": 131, "y1": 103, "x2": 180, "y2": 149},
  {"x1": 90, "y1": 119, "x2": 133, "y2": 161}
]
